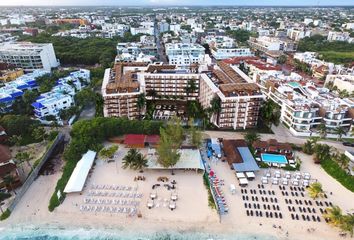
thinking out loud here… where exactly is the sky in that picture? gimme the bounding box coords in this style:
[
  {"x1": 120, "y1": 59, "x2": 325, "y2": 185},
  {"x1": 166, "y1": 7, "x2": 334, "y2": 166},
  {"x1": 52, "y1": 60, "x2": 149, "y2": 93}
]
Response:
[{"x1": 0, "y1": 0, "x2": 353, "y2": 6}]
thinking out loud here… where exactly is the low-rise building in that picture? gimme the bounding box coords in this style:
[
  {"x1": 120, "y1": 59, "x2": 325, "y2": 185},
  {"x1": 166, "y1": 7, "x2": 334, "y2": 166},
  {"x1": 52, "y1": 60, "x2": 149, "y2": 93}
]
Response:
[
  {"x1": 327, "y1": 31, "x2": 350, "y2": 42},
  {"x1": 165, "y1": 43, "x2": 208, "y2": 67},
  {"x1": 325, "y1": 74, "x2": 354, "y2": 93},
  {"x1": 0, "y1": 68, "x2": 24, "y2": 82},
  {"x1": 247, "y1": 36, "x2": 297, "y2": 54},
  {"x1": 116, "y1": 42, "x2": 157, "y2": 63}
]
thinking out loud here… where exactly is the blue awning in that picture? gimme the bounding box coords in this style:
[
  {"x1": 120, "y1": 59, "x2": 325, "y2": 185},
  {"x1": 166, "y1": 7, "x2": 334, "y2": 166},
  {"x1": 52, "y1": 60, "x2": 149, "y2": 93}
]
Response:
[
  {"x1": 232, "y1": 147, "x2": 260, "y2": 172},
  {"x1": 0, "y1": 96, "x2": 13, "y2": 103},
  {"x1": 10, "y1": 91, "x2": 23, "y2": 98},
  {"x1": 32, "y1": 102, "x2": 44, "y2": 109}
]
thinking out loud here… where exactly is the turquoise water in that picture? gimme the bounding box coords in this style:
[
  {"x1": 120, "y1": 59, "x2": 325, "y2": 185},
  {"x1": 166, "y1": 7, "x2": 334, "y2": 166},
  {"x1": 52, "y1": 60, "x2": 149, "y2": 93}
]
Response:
[
  {"x1": 0, "y1": 226, "x2": 278, "y2": 240},
  {"x1": 261, "y1": 154, "x2": 288, "y2": 164}
]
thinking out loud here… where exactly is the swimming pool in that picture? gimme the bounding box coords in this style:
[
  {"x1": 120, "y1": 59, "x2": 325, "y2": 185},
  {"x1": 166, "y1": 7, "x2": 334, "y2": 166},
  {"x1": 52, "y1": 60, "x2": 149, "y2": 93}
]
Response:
[{"x1": 261, "y1": 153, "x2": 288, "y2": 164}]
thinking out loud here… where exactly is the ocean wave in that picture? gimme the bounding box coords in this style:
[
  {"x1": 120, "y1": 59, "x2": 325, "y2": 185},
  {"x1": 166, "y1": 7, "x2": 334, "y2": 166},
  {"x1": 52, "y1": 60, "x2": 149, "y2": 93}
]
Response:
[{"x1": 0, "y1": 226, "x2": 278, "y2": 240}]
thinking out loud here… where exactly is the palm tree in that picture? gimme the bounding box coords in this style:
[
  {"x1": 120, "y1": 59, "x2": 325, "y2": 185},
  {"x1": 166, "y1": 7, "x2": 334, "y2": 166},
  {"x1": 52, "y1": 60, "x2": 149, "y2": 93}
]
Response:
[
  {"x1": 317, "y1": 123, "x2": 327, "y2": 138},
  {"x1": 137, "y1": 93, "x2": 146, "y2": 119},
  {"x1": 323, "y1": 205, "x2": 343, "y2": 227},
  {"x1": 131, "y1": 152, "x2": 148, "y2": 172},
  {"x1": 122, "y1": 149, "x2": 138, "y2": 169},
  {"x1": 302, "y1": 137, "x2": 319, "y2": 155},
  {"x1": 334, "y1": 126, "x2": 346, "y2": 141},
  {"x1": 185, "y1": 79, "x2": 197, "y2": 100},
  {"x1": 307, "y1": 182, "x2": 324, "y2": 199},
  {"x1": 259, "y1": 99, "x2": 280, "y2": 128},
  {"x1": 244, "y1": 132, "x2": 261, "y2": 146},
  {"x1": 341, "y1": 214, "x2": 354, "y2": 237},
  {"x1": 122, "y1": 148, "x2": 147, "y2": 172},
  {"x1": 3, "y1": 175, "x2": 16, "y2": 195},
  {"x1": 313, "y1": 144, "x2": 331, "y2": 164},
  {"x1": 146, "y1": 89, "x2": 158, "y2": 101},
  {"x1": 336, "y1": 153, "x2": 350, "y2": 170}
]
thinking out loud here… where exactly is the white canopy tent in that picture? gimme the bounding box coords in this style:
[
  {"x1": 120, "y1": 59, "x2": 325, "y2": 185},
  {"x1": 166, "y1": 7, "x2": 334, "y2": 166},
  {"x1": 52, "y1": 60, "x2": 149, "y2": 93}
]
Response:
[
  {"x1": 239, "y1": 178, "x2": 248, "y2": 186},
  {"x1": 236, "y1": 172, "x2": 246, "y2": 179},
  {"x1": 64, "y1": 150, "x2": 97, "y2": 193}
]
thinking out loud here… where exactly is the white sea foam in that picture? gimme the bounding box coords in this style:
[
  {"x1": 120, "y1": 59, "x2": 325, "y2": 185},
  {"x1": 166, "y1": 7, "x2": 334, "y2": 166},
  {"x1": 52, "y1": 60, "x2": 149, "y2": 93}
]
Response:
[{"x1": 0, "y1": 225, "x2": 278, "y2": 240}]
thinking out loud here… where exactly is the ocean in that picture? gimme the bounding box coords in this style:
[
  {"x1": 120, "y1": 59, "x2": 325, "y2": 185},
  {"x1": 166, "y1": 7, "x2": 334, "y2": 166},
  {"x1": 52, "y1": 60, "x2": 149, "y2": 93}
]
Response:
[{"x1": 0, "y1": 226, "x2": 278, "y2": 240}]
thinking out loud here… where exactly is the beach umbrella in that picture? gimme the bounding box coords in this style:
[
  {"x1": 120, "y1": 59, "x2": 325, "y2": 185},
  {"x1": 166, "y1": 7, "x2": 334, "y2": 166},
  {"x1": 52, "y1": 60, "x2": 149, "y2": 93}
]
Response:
[{"x1": 209, "y1": 170, "x2": 215, "y2": 177}]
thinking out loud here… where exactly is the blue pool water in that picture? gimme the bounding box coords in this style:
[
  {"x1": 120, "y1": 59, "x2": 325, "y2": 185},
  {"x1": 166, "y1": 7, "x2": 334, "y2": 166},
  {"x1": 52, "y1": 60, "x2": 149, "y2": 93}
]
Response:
[{"x1": 261, "y1": 153, "x2": 288, "y2": 164}]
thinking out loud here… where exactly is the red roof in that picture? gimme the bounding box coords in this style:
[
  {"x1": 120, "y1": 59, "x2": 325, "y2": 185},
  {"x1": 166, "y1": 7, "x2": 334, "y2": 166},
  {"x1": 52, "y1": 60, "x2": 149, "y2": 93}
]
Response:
[
  {"x1": 223, "y1": 56, "x2": 259, "y2": 64},
  {"x1": 0, "y1": 144, "x2": 11, "y2": 164},
  {"x1": 124, "y1": 134, "x2": 146, "y2": 146},
  {"x1": 0, "y1": 162, "x2": 17, "y2": 177},
  {"x1": 145, "y1": 135, "x2": 160, "y2": 144}
]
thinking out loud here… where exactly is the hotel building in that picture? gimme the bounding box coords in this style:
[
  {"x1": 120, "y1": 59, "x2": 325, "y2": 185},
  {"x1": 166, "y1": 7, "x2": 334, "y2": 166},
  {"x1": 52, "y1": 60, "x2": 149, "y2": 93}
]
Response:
[{"x1": 102, "y1": 61, "x2": 265, "y2": 130}]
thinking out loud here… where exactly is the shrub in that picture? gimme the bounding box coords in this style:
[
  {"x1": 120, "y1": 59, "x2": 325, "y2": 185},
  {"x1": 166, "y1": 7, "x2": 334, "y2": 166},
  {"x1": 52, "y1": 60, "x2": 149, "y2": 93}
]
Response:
[
  {"x1": 321, "y1": 158, "x2": 354, "y2": 192},
  {"x1": 203, "y1": 173, "x2": 216, "y2": 209},
  {"x1": 0, "y1": 209, "x2": 11, "y2": 221}
]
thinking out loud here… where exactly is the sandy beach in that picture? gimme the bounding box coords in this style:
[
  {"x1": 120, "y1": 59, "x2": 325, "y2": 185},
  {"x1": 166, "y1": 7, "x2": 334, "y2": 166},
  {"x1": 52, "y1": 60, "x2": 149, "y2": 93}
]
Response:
[{"x1": 1, "y1": 143, "x2": 353, "y2": 240}]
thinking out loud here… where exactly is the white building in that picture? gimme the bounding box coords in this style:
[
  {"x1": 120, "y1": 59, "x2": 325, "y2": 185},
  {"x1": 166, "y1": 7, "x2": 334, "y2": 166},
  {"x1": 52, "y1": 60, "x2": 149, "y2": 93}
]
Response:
[
  {"x1": 116, "y1": 42, "x2": 157, "y2": 63},
  {"x1": 327, "y1": 31, "x2": 350, "y2": 42},
  {"x1": 325, "y1": 74, "x2": 354, "y2": 93},
  {"x1": 31, "y1": 69, "x2": 90, "y2": 123},
  {"x1": 165, "y1": 43, "x2": 207, "y2": 67},
  {"x1": 0, "y1": 42, "x2": 60, "y2": 72}
]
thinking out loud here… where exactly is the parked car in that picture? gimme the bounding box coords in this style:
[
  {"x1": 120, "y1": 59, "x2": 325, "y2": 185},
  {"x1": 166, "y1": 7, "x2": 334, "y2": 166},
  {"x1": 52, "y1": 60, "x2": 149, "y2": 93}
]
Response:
[{"x1": 342, "y1": 142, "x2": 354, "y2": 147}]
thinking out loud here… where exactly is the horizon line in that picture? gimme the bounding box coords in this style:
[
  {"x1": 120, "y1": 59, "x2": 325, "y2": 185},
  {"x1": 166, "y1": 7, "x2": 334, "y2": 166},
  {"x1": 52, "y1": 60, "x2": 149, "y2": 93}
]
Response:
[{"x1": 0, "y1": 4, "x2": 353, "y2": 7}]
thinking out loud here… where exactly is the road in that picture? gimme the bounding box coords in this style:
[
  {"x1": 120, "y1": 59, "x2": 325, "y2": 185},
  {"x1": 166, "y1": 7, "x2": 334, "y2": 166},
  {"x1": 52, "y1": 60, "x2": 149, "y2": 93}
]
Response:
[
  {"x1": 203, "y1": 129, "x2": 353, "y2": 153},
  {"x1": 154, "y1": 19, "x2": 168, "y2": 63}
]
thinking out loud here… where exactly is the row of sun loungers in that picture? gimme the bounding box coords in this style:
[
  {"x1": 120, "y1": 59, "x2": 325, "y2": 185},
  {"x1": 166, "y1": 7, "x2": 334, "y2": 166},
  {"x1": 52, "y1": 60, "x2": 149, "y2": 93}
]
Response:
[
  {"x1": 291, "y1": 213, "x2": 321, "y2": 222},
  {"x1": 80, "y1": 205, "x2": 137, "y2": 215},
  {"x1": 288, "y1": 206, "x2": 317, "y2": 214},
  {"x1": 87, "y1": 190, "x2": 143, "y2": 198},
  {"x1": 246, "y1": 210, "x2": 283, "y2": 219},
  {"x1": 245, "y1": 203, "x2": 280, "y2": 211},
  {"x1": 281, "y1": 191, "x2": 305, "y2": 197},
  {"x1": 84, "y1": 198, "x2": 140, "y2": 206},
  {"x1": 285, "y1": 198, "x2": 313, "y2": 205},
  {"x1": 315, "y1": 201, "x2": 333, "y2": 207},
  {"x1": 209, "y1": 173, "x2": 229, "y2": 215},
  {"x1": 91, "y1": 184, "x2": 136, "y2": 191},
  {"x1": 279, "y1": 186, "x2": 305, "y2": 192}
]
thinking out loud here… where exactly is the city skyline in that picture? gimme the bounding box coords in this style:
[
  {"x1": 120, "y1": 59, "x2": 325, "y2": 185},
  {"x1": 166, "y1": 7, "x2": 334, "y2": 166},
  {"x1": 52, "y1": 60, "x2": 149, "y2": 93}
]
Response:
[{"x1": 0, "y1": 0, "x2": 353, "y2": 6}]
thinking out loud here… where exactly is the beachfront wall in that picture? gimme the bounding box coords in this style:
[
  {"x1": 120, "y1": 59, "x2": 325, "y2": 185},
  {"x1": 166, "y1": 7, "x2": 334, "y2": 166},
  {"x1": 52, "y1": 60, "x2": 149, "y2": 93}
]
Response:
[{"x1": 7, "y1": 133, "x2": 64, "y2": 212}]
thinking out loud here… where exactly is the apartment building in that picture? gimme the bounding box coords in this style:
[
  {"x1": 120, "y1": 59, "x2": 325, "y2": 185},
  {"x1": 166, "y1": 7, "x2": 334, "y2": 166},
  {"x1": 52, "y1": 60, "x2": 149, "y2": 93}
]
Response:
[
  {"x1": 102, "y1": 63, "x2": 147, "y2": 119},
  {"x1": 0, "y1": 42, "x2": 60, "y2": 72},
  {"x1": 116, "y1": 42, "x2": 157, "y2": 63},
  {"x1": 199, "y1": 61, "x2": 265, "y2": 129},
  {"x1": 102, "y1": 61, "x2": 264, "y2": 130},
  {"x1": 165, "y1": 43, "x2": 207, "y2": 67},
  {"x1": 325, "y1": 74, "x2": 354, "y2": 93},
  {"x1": 247, "y1": 36, "x2": 297, "y2": 54},
  {"x1": 31, "y1": 69, "x2": 90, "y2": 122},
  {"x1": 260, "y1": 72, "x2": 354, "y2": 136},
  {"x1": 0, "y1": 70, "x2": 48, "y2": 110},
  {"x1": 327, "y1": 31, "x2": 351, "y2": 42}
]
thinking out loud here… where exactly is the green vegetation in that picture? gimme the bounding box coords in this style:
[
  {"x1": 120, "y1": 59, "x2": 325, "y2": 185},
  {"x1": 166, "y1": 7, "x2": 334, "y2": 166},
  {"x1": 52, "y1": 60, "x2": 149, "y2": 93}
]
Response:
[
  {"x1": 188, "y1": 119, "x2": 203, "y2": 148},
  {"x1": 0, "y1": 115, "x2": 40, "y2": 146},
  {"x1": 293, "y1": 59, "x2": 312, "y2": 75},
  {"x1": 259, "y1": 99, "x2": 280, "y2": 128},
  {"x1": 156, "y1": 117, "x2": 183, "y2": 171},
  {"x1": 99, "y1": 145, "x2": 119, "y2": 160},
  {"x1": 48, "y1": 117, "x2": 163, "y2": 211},
  {"x1": 226, "y1": 29, "x2": 257, "y2": 44},
  {"x1": 244, "y1": 132, "x2": 260, "y2": 146},
  {"x1": 321, "y1": 158, "x2": 354, "y2": 192},
  {"x1": 307, "y1": 182, "x2": 324, "y2": 199},
  {"x1": 122, "y1": 148, "x2": 148, "y2": 172},
  {"x1": 0, "y1": 209, "x2": 11, "y2": 221},
  {"x1": 298, "y1": 35, "x2": 354, "y2": 64},
  {"x1": 19, "y1": 34, "x2": 129, "y2": 67},
  {"x1": 323, "y1": 206, "x2": 354, "y2": 237},
  {"x1": 203, "y1": 173, "x2": 216, "y2": 209}
]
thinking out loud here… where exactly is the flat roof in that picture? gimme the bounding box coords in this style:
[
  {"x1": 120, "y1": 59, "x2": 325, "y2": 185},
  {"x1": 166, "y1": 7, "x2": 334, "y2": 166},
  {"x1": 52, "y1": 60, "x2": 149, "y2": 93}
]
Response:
[
  {"x1": 64, "y1": 150, "x2": 97, "y2": 193},
  {"x1": 147, "y1": 149, "x2": 205, "y2": 171},
  {"x1": 232, "y1": 147, "x2": 260, "y2": 172}
]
